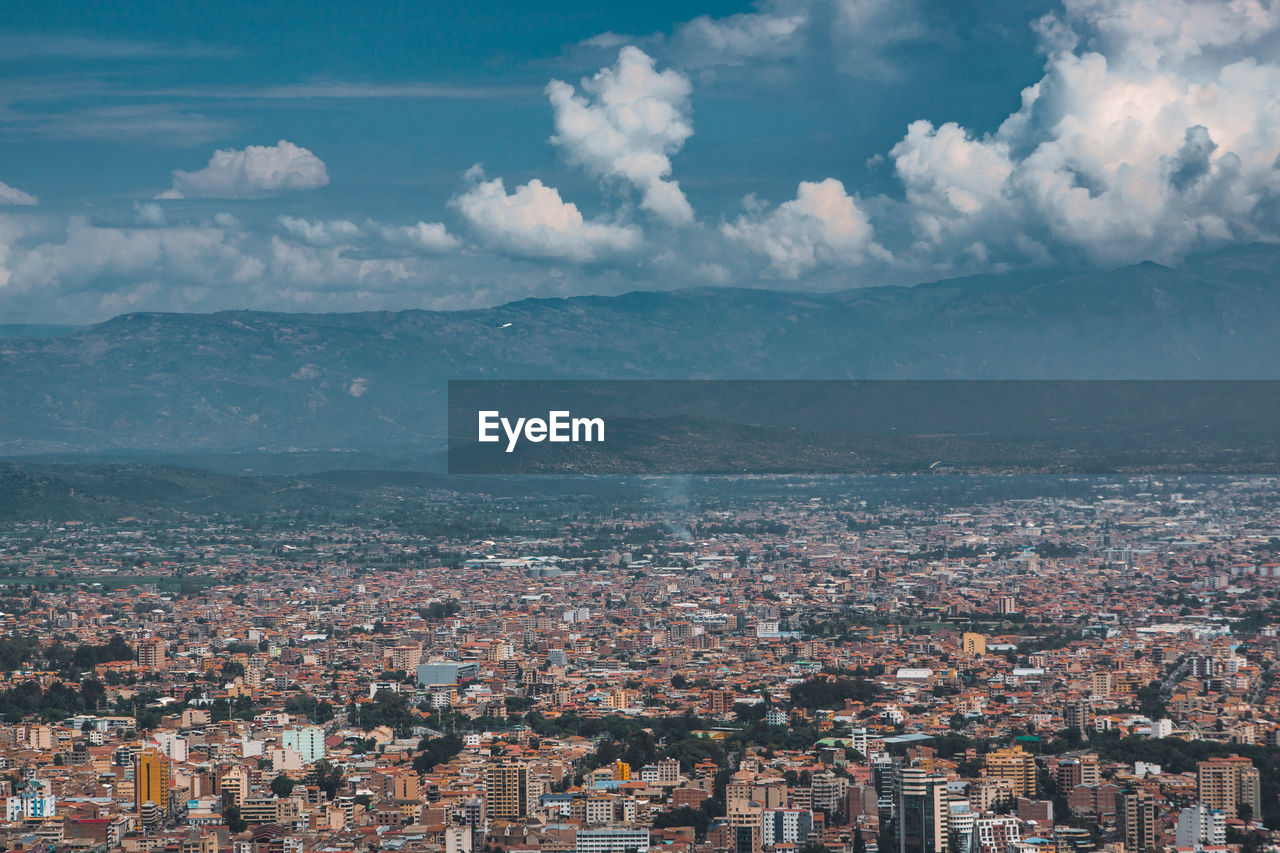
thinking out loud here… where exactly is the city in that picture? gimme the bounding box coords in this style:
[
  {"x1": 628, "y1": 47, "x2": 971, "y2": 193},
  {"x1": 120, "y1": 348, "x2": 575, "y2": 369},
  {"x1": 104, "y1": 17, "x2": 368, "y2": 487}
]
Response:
[{"x1": 1, "y1": 476, "x2": 1277, "y2": 853}]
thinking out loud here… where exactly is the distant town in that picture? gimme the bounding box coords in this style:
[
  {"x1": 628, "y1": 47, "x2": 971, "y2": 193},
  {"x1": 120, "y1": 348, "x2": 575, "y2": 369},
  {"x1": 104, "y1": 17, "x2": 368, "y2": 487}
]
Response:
[{"x1": 1, "y1": 476, "x2": 1278, "y2": 853}]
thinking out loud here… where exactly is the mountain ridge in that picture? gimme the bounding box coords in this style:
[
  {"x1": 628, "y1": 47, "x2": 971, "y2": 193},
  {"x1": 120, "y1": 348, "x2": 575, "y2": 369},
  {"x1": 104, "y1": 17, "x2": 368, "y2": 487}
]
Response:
[{"x1": 2, "y1": 244, "x2": 1279, "y2": 456}]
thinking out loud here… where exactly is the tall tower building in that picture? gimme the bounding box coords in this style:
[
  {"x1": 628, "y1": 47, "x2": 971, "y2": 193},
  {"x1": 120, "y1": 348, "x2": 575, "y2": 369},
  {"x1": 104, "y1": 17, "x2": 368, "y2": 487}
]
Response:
[
  {"x1": 1063, "y1": 700, "x2": 1090, "y2": 735},
  {"x1": 897, "y1": 767, "x2": 949, "y2": 853},
  {"x1": 1196, "y1": 756, "x2": 1261, "y2": 819},
  {"x1": 135, "y1": 750, "x2": 172, "y2": 814},
  {"x1": 1176, "y1": 803, "x2": 1226, "y2": 849},
  {"x1": 137, "y1": 638, "x2": 166, "y2": 672},
  {"x1": 1116, "y1": 788, "x2": 1157, "y2": 853},
  {"x1": 485, "y1": 763, "x2": 529, "y2": 820},
  {"x1": 983, "y1": 746, "x2": 1036, "y2": 799}
]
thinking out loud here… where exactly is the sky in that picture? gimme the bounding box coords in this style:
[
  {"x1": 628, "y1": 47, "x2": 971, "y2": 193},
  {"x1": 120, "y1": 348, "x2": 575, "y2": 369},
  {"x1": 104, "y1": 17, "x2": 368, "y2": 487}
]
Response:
[{"x1": 0, "y1": 0, "x2": 1278, "y2": 323}]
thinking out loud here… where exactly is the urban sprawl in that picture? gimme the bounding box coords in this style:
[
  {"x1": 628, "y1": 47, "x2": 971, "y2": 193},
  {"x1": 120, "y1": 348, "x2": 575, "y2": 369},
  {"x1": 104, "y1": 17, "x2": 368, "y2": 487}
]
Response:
[{"x1": 2, "y1": 477, "x2": 1279, "y2": 853}]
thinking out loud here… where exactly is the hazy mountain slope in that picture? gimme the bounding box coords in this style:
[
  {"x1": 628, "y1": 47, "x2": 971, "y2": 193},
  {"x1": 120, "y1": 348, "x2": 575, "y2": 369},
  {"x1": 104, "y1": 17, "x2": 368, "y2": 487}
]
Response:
[{"x1": 1, "y1": 245, "x2": 1278, "y2": 455}]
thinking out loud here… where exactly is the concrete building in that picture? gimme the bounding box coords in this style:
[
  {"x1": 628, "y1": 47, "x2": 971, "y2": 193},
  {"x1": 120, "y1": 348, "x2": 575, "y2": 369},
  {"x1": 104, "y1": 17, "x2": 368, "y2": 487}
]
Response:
[
  {"x1": 486, "y1": 763, "x2": 529, "y2": 820},
  {"x1": 282, "y1": 726, "x2": 325, "y2": 764},
  {"x1": 1116, "y1": 788, "x2": 1157, "y2": 853},
  {"x1": 417, "y1": 661, "x2": 480, "y2": 687},
  {"x1": 983, "y1": 746, "x2": 1036, "y2": 799},
  {"x1": 1175, "y1": 803, "x2": 1226, "y2": 850},
  {"x1": 576, "y1": 827, "x2": 651, "y2": 853},
  {"x1": 897, "y1": 767, "x2": 949, "y2": 853},
  {"x1": 1196, "y1": 756, "x2": 1261, "y2": 819},
  {"x1": 135, "y1": 750, "x2": 172, "y2": 814}
]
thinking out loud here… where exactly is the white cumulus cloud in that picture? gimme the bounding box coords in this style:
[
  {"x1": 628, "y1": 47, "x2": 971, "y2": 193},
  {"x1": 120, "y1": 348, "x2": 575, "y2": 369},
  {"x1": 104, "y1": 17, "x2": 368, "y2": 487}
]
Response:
[
  {"x1": 453, "y1": 171, "x2": 641, "y2": 262},
  {"x1": 0, "y1": 181, "x2": 38, "y2": 206},
  {"x1": 547, "y1": 46, "x2": 695, "y2": 225},
  {"x1": 722, "y1": 178, "x2": 882, "y2": 277},
  {"x1": 883, "y1": 0, "x2": 1280, "y2": 268},
  {"x1": 159, "y1": 139, "x2": 330, "y2": 199}
]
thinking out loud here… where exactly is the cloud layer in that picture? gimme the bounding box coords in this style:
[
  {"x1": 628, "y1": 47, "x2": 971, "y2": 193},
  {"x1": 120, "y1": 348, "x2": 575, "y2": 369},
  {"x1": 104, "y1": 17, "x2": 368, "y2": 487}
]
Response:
[{"x1": 4, "y1": 1, "x2": 1280, "y2": 322}]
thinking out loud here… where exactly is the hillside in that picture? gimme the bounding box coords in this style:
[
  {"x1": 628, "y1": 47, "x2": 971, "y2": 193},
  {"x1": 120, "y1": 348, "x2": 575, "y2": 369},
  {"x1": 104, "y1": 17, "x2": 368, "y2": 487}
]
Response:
[{"x1": 1, "y1": 244, "x2": 1278, "y2": 456}]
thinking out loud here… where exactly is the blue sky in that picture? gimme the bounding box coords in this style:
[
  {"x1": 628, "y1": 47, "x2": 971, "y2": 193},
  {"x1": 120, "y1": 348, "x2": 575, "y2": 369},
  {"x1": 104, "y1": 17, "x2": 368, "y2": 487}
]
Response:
[{"x1": 0, "y1": 0, "x2": 1277, "y2": 322}]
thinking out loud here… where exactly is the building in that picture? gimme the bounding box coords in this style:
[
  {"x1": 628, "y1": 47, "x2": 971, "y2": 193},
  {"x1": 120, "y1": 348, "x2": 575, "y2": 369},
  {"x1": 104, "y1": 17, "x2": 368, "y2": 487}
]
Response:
[
  {"x1": 973, "y1": 816, "x2": 1020, "y2": 853},
  {"x1": 1196, "y1": 756, "x2": 1261, "y2": 819},
  {"x1": 137, "y1": 637, "x2": 167, "y2": 671},
  {"x1": 727, "y1": 798, "x2": 764, "y2": 853},
  {"x1": 281, "y1": 726, "x2": 325, "y2": 764},
  {"x1": 446, "y1": 824, "x2": 473, "y2": 853},
  {"x1": 576, "y1": 827, "x2": 651, "y2": 853},
  {"x1": 897, "y1": 767, "x2": 949, "y2": 853},
  {"x1": 1116, "y1": 788, "x2": 1157, "y2": 853},
  {"x1": 762, "y1": 808, "x2": 814, "y2": 846},
  {"x1": 1175, "y1": 803, "x2": 1226, "y2": 850},
  {"x1": 1063, "y1": 700, "x2": 1090, "y2": 734},
  {"x1": 983, "y1": 746, "x2": 1036, "y2": 799},
  {"x1": 948, "y1": 800, "x2": 975, "y2": 853},
  {"x1": 962, "y1": 633, "x2": 987, "y2": 656},
  {"x1": 389, "y1": 645, "x2": 423, "y2": 672},
  {"x1": 135, "y1": 750, "x2": 172, "y2": 814},
  {"x1": 811, "y1": 770, "x2": 850, "y2": 816},
  {"x1": 5, "y1": 780, "x2": 56, "y2": 821},
  {"x1": 417, "y1": 661, "x2": 479, "y2": 687},
  {"x1": 180, "y1": 831, "x2": 218, "y2": 853},
  {"x1": 710, "y1": 689, "x2": 736, "y2": 716},
  {"x1": 486, "y1": 763, "x2": 529, "y2": 819}
]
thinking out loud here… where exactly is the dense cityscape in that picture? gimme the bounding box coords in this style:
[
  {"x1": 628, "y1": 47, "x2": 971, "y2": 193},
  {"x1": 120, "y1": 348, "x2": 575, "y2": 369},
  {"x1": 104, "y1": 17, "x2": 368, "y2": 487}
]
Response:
[{"x1": 2, "y1": 476, "x2": 1278, "y2": 853}]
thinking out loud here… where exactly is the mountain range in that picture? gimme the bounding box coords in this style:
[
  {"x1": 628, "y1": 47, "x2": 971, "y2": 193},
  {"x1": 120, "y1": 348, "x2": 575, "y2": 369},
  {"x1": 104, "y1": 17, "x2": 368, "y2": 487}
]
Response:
[{"x1": 2, "y1": 243, "x2": 1279, "y2": 460}]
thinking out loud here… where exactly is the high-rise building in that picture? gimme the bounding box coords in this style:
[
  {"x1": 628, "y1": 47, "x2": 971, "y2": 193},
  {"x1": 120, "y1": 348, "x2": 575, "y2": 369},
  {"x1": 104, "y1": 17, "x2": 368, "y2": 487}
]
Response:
[
  {"x1": 282, "y1": 726, "x2": 326, "y2": 764},
  {"x1": 486, "y1": 763, "x2": 529, "y2": 820},
  {"x1": 811, "y1": 770, "x2": 850, "y2": 817},
  {"x1": 1056, "y1": 759, "x2": 1083, "y2": 792},
  {"x1": 762, "y1": 808, "x2": 814, "y2": 846},
  {"x1": 709, "y1": 690, "x2": 736, "y2": 716},
  {"x1": 947, "y1": 799, "x2": 975, "y2": 853},
  {"x1": 897, "y1": 767, "x2": 949, "y2": 853},
  {"x1": 135, "y1": 750, "x2": 172, "y2": 814},
  {"x1": 1079, "y1": 754, "x2": 1100, "y2": 787},
  {"x1": 973, "y1": 816, "x2": 1020, "y2": 853},
  {"x1": 1196, "y1": 756, "x2": 1261, "y2": 819},
  {"x1": 1176, "y1": 803, "x2": 1226, "y2": 850},
  {"x1": 1063, "y1": 700, "x2": 1090, "y2": 734},
  {"x1": 727, "y1": 798, "x2": 764, "y2": 853},
  {"x1": 4, "y1": 780, "x2": 56, "y2": 821},
  {"x1": 962, "y1": 633, "x2": 987, "y2": 656},
  {"x1": 983, "y1": 746, "x2": 1036, "y2": 799},
  {"x1": 389, "y1": 645, "x2": 423, "y2": 672},
  {"x1": 137, "y1": 638, "x2": 166, "y2": 672},
  {"x1": 1116, "y1": 788, "x2": 1158, "y2": 853}
]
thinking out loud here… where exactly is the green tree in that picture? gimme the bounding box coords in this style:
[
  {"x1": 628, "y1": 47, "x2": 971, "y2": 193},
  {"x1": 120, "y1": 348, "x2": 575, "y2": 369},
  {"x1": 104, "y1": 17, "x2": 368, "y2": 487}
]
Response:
[{"x1": 271, "y1": 774, "x2": 295, "y2": 798}]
